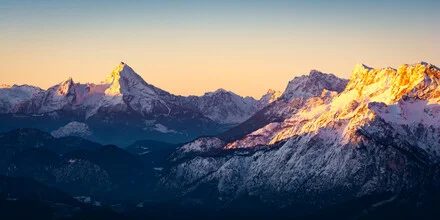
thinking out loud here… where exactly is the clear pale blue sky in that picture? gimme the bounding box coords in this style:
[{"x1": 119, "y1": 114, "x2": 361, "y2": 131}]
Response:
[{"x1": 0, "y1": 0, "x2": 438, "y2": 98}]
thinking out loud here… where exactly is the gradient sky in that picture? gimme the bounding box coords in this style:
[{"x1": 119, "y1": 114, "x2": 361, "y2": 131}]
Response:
[{"x1": 0, "y1": 0, "x2": 438, "y2": 98}]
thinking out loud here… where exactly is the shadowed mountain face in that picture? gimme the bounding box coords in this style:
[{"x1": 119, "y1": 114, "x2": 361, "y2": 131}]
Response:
[
  {"x1": 0, "y1": 129, "x2": 167, "y2": 205},
  {"x1": 1, "y1": 62, "x2": 440, "y2": 219},
  {"x1": 0, "y1": 175, "x2": 125, "y2": 219}
]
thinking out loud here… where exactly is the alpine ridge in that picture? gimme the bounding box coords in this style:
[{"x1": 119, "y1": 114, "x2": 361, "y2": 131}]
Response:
[
  {"x1": 225, "y1": 62, "x2": 440, "y2": 149},
  {"x1": 281, "y1": 69, "x2": 348, "y2": 101},
  {"x1": 217, "y1": 69, "x2": 349, "y2": 142},
  {"x1": 0, "y1": 62, "x2": 278, "y2": 144},
  {"x1": 184, "y1": 88, "x2": 259, "y2": 124},
  {"x1": 160, "y1": 62, "x2": 440, "y2": 217},
  {"x1": 1, "y1": 62, "x2": 440, "y2": 218}
]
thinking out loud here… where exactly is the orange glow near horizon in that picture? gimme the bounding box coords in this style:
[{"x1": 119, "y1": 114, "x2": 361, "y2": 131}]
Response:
[
  {"x1": 1, "y1": 33, "x2": 437, "y2": 99},
  {"x1": 0, "y1": 1, "x2": 438, "y2": 99}
]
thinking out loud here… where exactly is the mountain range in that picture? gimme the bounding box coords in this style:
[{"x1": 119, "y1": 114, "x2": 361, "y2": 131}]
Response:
[
  {"x1": 158, "y1": 62, "x2": 440, "y2": 216},
  {"x1": 0, "y1": 62, "x2": 277, "y2": 145},
  {"x1": 0, "y1": 62, "x2": 347, "y2": 145},
  {"x1": 1, "y1": 61, "x2": 440, "y2": 218}
]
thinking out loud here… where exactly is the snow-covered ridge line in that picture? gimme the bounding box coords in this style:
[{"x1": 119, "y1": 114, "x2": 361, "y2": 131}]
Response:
[
  {"x1": 0, "y1": 62, "x2": 278, "y2": 124},
  {"x1": 162, "y1": 62, "x2": 440, "y2": 209},
  {"x1": 225, "y1": 62, "x2": 440, "y2": 150},
  {"x1": 280, "y1": 69, "x2": 349, "y2": 101}
]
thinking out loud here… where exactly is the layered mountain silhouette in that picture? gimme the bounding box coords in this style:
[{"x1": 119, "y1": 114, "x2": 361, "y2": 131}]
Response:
[{"x1": 1, "y1": 62, "x2": 440, "y2": 218}]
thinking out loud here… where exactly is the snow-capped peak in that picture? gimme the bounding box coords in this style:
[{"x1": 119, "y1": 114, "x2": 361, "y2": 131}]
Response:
[
  {"x1": 255, "y1": 89, "x2": 282, "y2": 110},
  {"x1": 215, "y1": 88, "x2": 228, "y2": 93},
  {"x1": 354, "y1": 63, "x2": 373, "y2": 71},
  {"x1": 104, "y1": 62, "x2": 125, "y2": 84},
  {"x1": 203, "y1": 88, "x2": 231, "y2": 96},
  {"x1": 345, "y1": 62, "x2": 440, "y2": 103},
  {"x1": 104, "y1": 62, "x2": 156, "y2": 96},
  {"x1": 265, "y1": 88, "x2": 282, "y2": 100},
  {"x1": 309, "y1": 69, "x2": 327, "y2": 77},
  {"x1": 0, "y1": 84, "x2": 43, "y2": 113},
  {"x1": 226, "y1": 62, "x2": 440, "y2": 150},
  {"x1": 57, "y1": 77, "x2": 75, "y2": 96},
  {"x1": 281, "y1": 69, "x2": 348, "y2": 101},
  {"x1": 409, "y1": 61, "x2": 434, "y2": 67},
  {"x1": 186, "y1": 88, "x2": 258, "y2": 124}
]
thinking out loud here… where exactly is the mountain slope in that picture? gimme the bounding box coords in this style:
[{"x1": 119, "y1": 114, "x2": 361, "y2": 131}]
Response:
[
  {"x1": 0, "y1": 63, "x2": 230, "y2": 144},
  {"x1": 0, "y1": 129, "x2": 155, "y2": 203},
  {"x1": 10, "y1": 63, "x2": 180, "y2": 117},
  {"x1": 184, "y1": 89, "x2": 258, "y2": 124},
  {"x1": 0, "y1": 175, "x2": 123, "y2": 219},
  {"x1": 255, "y1": 89, "x2": 282, "y2": 110},
  {"x1": 218, "y1": 70, "x2": 348, "y2": 142},
  {"x1": 0, "y1": 62, "x2": 277, "y2": 144},
  {"x1": 226, "y1": 62, "x2": 440, "y2": 150},
  {"x1": 0, "y1": 62, "x2": 271, "y2": 145},
  {"x1": 160, "y1": 62, "x2": 440, "y2": 215},
  {"x1": 0, "y1": 84, "x2": 43, "y2": 113},
  {"x1": 1, "y1": 62, "x2": 440, "y2": 217},
  {"x1": 281, "y1": 69, "x2": 348, "y2": 101}
]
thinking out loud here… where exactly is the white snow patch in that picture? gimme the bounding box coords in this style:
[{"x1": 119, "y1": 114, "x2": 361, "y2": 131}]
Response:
[
  {"x1": 179, "y1": 137, "x2": 224, "y2": 154},
  {"x1": 139, "y1": 151, "x2": 150, "y2": 155},
  {"x1": 74, "y1": 196, "x2": 92, "y2": 204},
  {"x1": 51, "y1": 121, "x2": 92, "y2": 138},
  {"x1": 153, "y1": 124, "x2": 178, "y2": 134}
]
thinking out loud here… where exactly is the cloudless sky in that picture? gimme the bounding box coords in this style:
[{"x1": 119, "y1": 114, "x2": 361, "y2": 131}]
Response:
[{"x1": 0, "y1": 0, "x2": 438, "y2": 98}]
